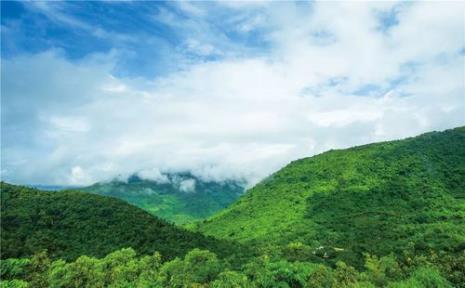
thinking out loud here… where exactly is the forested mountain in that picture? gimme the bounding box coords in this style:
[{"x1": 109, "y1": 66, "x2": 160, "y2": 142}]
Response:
[
  {"x1": 80, "y1": 173, "x2": 245, "y2": 224},
  {"x1": 1, "y1": 128, "x2": 464, "y2": 287},
  {"x1": 196, "y1": 127, "x2": 465, "y2": 266},
  {"x1": 0, "y1": 183, "x2": 241, "y2": 261}
]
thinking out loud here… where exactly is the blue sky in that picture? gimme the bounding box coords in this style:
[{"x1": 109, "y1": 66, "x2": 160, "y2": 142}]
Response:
[
  {"x1": 2, "y1": 1, "x2": 271, "y2": 77},
  {"x1": 1, "y1": 1, "x2": 464, "y2": 185}
]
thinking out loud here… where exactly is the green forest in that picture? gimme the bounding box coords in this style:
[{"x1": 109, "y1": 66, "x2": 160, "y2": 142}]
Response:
[
  {"x1": 79, "y1": 173, "x2": 245, "y2": 224},
  {"x1": 1, "y1": 127, "x2": 464, "y2": 287}
]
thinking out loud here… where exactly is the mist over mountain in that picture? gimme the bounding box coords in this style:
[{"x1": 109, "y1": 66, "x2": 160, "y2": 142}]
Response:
[
  {"x1": 1, "y1": 1, "x2": 464, "y2": 287},
  {"x1": 80, "y1": 172, "x2": 246, "y2": 224},
  {"x1": 2, "y1": 127, "x2": 464, "y2": 287},
  {"x1": 28, "y1": 185, "x2": 83, "y2": 191}
]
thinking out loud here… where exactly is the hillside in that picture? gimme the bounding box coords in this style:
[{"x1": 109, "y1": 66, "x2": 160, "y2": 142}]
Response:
[
  {"x1": 80, "y1": 173, "x2": 244, "y2": 224},
  {"x1": 196, "y1": 127, "x2": 465, "y2": 265},
  {"x1": 0, "y1": 183, "x2": 240, "y2": 261}
]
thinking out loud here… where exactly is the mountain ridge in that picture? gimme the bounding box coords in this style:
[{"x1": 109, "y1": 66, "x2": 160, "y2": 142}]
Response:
[
  {"x1": 0, "y1": 182, "x2": 242, "y2": 261},
  {"x1": 196, "y1": 126, "x2": 465, "y2": 266}
]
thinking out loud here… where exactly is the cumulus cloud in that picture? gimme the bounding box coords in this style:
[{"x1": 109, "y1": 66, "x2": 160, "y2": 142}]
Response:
[{"x1": 1, "y1": 1, "x2": 464, "y2": 186}]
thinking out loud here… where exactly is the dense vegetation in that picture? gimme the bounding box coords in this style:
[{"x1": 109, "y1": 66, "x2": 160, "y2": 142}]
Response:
[
  {"x1": 196, "y1": 127, "x2": 465, "y2": 278},
  {"x1": 80, "y1": 173, "x2": 244, "y2": 224},
  {"x1": 1, "y1": 246, "x2": 459, "y2": 287},
  {"x1": 0, "y1": 183, "x2": 242, "y2": 262},
  {"x1": 1, "y1": 127, "x2": 464, "y2": 287}
]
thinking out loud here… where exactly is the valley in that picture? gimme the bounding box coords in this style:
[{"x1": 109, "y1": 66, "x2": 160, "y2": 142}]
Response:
[
  {"x1": 80, "y1": 173, "x2": 245, "y2": 224},
  {"x1": 1, "y1": 127, "x2": 464, "y2": 287}
]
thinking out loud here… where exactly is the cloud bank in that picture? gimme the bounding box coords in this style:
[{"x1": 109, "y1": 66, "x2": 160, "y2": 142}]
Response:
[{"x1": 1, "y1": 1, "x2": 464, "y2": 186}]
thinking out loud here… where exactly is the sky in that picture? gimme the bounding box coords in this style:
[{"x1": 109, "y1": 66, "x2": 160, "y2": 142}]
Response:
[{"x1": 1, "y1": 1, "x2": 464, "y2": 186}]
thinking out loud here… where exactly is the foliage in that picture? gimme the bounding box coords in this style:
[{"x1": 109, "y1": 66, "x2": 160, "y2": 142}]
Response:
[
  {"x1": 210, "y1": 270, "x2": 251, "y2": 288},
  {"x1": 387, "y1": 266, "x2": 452, "y2": 288},
  {"x1": 1, "y1": 127, "x2": 464, "y2": 287},
  {"x1": 1, "y1": 247, "x2": 455, "y2": 288},
  {"x1": 26, "y1": 250, "x2": 50, "y2": 288},
  {"x1": 0, "y1": 280, "x2": 29, "y2": 288},
  {"x1": 0, "y1": 258, "x2": 30, "y2": 280},
  {"x1": 158, "y1": 249, "x2": 222, "y2": 287},
  {"x1": 282, "y1": 242, "x2": 316, "y2": 263},
  {"x1": 0, "y1": 183, "x2": 243, "y2": 262},
  {"x1": 362, "y1": 254, "x2": 401, "y2": 286},
  {"x1": 80, "y1": 173, "x2": 245, "y2": 224},
  {"x1": 196, "y1": 127, "x2": 465, "y2": 283}
]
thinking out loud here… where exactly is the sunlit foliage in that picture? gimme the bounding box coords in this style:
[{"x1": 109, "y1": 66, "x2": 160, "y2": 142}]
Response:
[{"x1": 0, "y1": 248, "x2": 455, "y2": 288}]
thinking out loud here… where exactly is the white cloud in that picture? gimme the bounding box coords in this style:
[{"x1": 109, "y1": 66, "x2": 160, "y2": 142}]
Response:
[
  {"x1": 175, "y1": 1, "x2": 206, "y2": 17},
  {"x1": 47, "y1": 116, "x2": 90, "y2": 133},
  {"x1": 183, "y1": 38, "x2": 222, "y2": 57},
  {"x1": 1, "y1": 2, "x2": 464, "y2": 186},
  {"x1": 69, "y1": 166, "x2": 92, "y2": 185},
  {"x1": 179, "y1": 179, "x2": 196, "y2": 193},
  {"x1": 138, "y1": 168, "x2": 170, "y2": 184}
]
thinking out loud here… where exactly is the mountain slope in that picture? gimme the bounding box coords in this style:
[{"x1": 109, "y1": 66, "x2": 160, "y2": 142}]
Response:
[
  {"x1": 0, "y1": 183, "x2": 239, "y2": 261},
  {"x1": 80, "y1": 173, "x2": 244, "y2": 224},
  {"x1": 196, "y1": 127, "x2": 465, "y2": 264}
]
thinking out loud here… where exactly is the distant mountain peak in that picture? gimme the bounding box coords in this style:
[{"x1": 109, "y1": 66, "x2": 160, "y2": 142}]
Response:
[{"x1": 82, "y1": 171, "x2": 246, "y2": 224}]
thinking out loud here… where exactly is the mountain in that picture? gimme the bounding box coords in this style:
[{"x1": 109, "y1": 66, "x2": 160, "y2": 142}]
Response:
[
  {"x1": 80, "y1": 173, "x2": 245, "y2": 224},
  {"x1": 0, "y1": 182, "x2": 241, "y2": 261},
  {"x1": 2, "y1": 128, "x2": 464, "y2": 288},
  {"x1": 196, "y1": 127, "x2": 465, "y2": 266}
]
